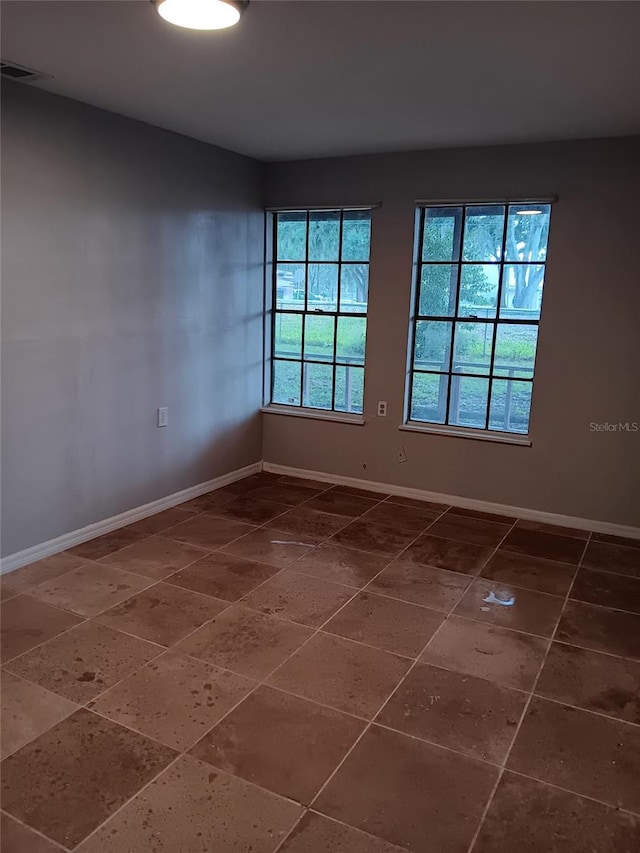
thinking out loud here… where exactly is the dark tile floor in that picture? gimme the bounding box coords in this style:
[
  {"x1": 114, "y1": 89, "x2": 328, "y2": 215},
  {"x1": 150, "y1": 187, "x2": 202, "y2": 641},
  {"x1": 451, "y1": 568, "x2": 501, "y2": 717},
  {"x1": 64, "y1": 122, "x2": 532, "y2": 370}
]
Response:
[{"x1": 1, "y1": 471, "x2": 639, "y2": 852}]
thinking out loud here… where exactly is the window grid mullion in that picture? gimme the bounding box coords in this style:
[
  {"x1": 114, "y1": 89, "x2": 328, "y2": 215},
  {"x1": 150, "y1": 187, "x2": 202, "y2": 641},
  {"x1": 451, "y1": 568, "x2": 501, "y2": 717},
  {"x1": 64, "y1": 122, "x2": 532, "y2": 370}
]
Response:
[
  {"x1": 484, "y1": 206, "x2": 510, "y2": 429},
  {"x1": 444, "y1": 205, "x2": 465, "y2": 425}
]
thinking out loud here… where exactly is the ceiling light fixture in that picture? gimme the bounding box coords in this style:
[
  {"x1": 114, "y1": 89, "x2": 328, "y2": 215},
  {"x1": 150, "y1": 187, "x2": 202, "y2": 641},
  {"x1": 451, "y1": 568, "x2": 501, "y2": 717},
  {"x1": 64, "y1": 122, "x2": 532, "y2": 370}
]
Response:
[
  {"x1": 516, "y1": 209, "x2": 543, "y2": 215},
  {"x1": 153, "y1": 0, "x2": 247, "y2": 30}
]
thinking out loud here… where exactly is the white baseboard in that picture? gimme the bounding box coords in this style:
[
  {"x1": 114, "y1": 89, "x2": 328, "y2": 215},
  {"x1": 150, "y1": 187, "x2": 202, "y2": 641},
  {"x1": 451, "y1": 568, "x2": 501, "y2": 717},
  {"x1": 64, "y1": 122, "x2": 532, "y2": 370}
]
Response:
[
  {"x1": 0, "y1": 462, "x2": 262, "y2": 575},
  {"x1": 262, "y1": 461, "x2": 640, "y2": 541}
]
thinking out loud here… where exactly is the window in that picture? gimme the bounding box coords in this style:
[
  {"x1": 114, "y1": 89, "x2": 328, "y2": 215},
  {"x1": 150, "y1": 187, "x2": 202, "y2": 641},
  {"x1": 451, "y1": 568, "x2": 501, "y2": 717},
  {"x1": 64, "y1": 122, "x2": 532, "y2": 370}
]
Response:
[
  {"x1": 269, "y1": 208, "x2": 372, "y2": 414},
  {"x1": 407, "y1": 202, "x2": 552, "y2": 435}
]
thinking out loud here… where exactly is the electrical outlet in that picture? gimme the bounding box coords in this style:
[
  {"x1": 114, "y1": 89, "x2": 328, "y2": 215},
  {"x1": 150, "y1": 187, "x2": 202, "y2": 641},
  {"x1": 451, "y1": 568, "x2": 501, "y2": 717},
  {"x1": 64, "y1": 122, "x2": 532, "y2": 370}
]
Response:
[
  {"x1": 377, "y1": 400, "x2": 388, "y2": 417},
  {"x1": 157, "y1": 407, "x2": 168, "y2": 428},
  {"x1": 397, "y1": 445, "x2": 408, "y2": 463}
]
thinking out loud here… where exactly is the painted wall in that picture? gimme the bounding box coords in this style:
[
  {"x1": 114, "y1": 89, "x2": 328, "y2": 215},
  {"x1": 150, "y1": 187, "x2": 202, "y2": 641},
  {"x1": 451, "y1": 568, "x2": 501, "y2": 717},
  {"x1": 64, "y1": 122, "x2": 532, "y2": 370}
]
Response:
[
  {"x1": 263, "y1": 138, "x2": 640, "y2": 526},
  {"x1": 1, "y1": 82, "x2": 264, "y2": 556}
]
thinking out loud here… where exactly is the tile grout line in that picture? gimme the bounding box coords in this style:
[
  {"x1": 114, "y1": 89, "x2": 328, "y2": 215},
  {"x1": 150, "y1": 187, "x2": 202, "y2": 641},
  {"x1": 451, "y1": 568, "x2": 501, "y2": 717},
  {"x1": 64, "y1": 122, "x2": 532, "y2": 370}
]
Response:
[{"x1": 463, "y1": 531, "x2": 593, "y2": 853}]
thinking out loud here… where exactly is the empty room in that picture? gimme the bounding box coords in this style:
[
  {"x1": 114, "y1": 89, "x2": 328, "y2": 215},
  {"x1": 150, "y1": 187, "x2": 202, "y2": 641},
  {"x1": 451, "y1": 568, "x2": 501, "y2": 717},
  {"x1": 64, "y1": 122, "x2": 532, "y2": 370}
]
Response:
[{"x1": 1, "y1": 1, "x2": 639, "y2": 851}]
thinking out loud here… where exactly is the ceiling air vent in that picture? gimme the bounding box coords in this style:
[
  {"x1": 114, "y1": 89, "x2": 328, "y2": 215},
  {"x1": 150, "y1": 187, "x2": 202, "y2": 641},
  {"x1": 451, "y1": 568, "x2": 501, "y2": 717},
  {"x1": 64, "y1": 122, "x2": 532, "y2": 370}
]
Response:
[{"x1": 0, "y1": 61, "x2": 51, "y2": 83}]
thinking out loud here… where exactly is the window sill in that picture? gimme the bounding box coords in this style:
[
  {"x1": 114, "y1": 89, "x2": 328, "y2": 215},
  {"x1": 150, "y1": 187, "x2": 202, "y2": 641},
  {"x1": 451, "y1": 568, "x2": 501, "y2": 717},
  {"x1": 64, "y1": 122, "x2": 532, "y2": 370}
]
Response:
[
  {"x1": 399, "y1": 421, "x2": 532, "y2": 446},
  {"x1": 261, "y1": 405, "x2": 366, "y2": 426}
]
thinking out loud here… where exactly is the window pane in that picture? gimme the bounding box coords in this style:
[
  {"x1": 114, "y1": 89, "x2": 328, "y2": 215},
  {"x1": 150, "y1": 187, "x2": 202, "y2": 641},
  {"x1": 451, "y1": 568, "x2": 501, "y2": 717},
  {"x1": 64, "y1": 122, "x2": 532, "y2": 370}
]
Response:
[
  {"x1": 274, "y1": 313, "x2": 302, "y2": 359},
  {"x1": 494, "y1": 324, "x2": 538, "y2": 378},
  {"x1": 342, "y1": 211, "x2": 371, "y2": 261},
  {"x1": 452, "y1": 322, "x2": 493, "y2": 375},
  {"x1": 304, "y1": 315, "x2": 334, "y2": 362},
  {"x1": 340, "y1": 264, "x2": 368, "y2": 313},
  {"x1": 459, "y1": 264, "x2": 500, "y2": 318},
  {"x1": 309, "y1": 211, "x2": 340, "y2": 261},
  {"x1": 307, "y1": 263, "x2": 338, "y2": 310},
  {"x1": 335, "y1": 365, "x2": 364, "y2": 413},
  {"x1": 272, "y1": 360, "x2": 301, "y2": 406},
  {"x1": 462, "y1": 205, "x2": 505, "y2": 262},
  {"x1": 419, "y1": 264, "x2": 457, "y2": 317},
  {"x1": 276, "y1": 263, "x2": 305, "y2": 309},
  {"x1": 449, "y1": 376, "x2": 489, "y2": 429},
  {"x1": 505, "y1": 204, "x2": 551, "y2": 263},
  {"x1": 500, "y1": 264, "x2": 545, "y2": 320},
  {"x1": 423, "y1": 207, "x2": 462, "y2": 262},
  {"x1": 414, "y1": 320, "x2": 452, "y2": 372},
  {"x1": 489, "y1": 379, "x2": 532, "y2": 433},
  {"x1": 410, "y1": 373, "x2": 448, "y2": 424},
  {"x1": 303, "y1": 362, "x2": 333, "y2": 410},
  {"x1": 277, "y1": 212, "x2": 306, "y2": 261},
  {"x1": 336, "y1": 317, "x2": 366, "y2": 365}
]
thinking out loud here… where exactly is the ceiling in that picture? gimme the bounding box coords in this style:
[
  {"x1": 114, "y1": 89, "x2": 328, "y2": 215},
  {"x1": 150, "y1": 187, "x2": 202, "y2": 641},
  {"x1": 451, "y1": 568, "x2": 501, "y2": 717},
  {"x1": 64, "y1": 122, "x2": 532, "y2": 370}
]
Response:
[{"x1": 2, "y1": 1, "x2": 640, "y2": 162}]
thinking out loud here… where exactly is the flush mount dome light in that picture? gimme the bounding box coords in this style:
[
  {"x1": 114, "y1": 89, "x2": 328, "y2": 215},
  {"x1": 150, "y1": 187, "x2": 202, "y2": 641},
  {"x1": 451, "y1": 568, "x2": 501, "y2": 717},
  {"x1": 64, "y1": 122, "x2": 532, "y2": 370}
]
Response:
[{"x1": 153, "y1": 0, "x2": 247, "y2": 30}]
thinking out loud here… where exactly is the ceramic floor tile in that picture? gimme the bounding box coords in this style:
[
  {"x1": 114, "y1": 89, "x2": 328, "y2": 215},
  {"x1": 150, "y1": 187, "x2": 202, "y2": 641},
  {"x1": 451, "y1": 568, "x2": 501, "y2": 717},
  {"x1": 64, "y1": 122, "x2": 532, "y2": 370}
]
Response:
[
  {"x1": 212, "y1": 497, "x2": 290, "y2": 525},
  {"x1": 514, "y1": 518, "x2": 589, "y2": 539},
  {"x1": 97, "y1": 582, "x2": 227, "y2": 646},
  {"x1": 453, "y1": 578, "x2": 564, "y2": 637},
  {"x1": 0, "y1": 585, "x2": 18, "y2": 602},
  {"x1": 591, "y1": 532, "x2": 640, "y2": 551},
  {"x1": 5, "y1": 620, "x2": 161, "y2": 703},
  {"x1": 304, "y1": 491, "x2": 379, "y2": 518},
  {"x1": 473, "y1": 771, "x2": 640, "y2": 853},
  {"x1": 98, "y1": 535, "x2": 206, "y2": 579},
  {"x1": 427, "y1": 514, "x2": 511, "y2": 547},
  {"x1": 331, "y1": 485, "x2": 390, "y2": 500},
  {"x1": 331, "y1": 520, "x2": 418, "y2": 557},
  {"x1": 279, "y1": 812, "x2": 408, "y2": 853},
  {"x1": 127, "y1": 506, "x2": 198, "y2": 535},
  {"x1": 268, "y1": 632, "x2": 410, "y2": 718},
  {"x1": 249, "y1": 482, "x2": 324, "y2": 505},
  {"x1": 178, "y1": 491, "x2": 234, "y2": 513},
  {"x1": 221, "y1": 528, "x2": 316, "y2": 567},
  {"x1": 324, "y1": 591, "x2": 444, "y2": 657},
  {"x1": 90, "y1": 650, "x2": 254, "y2": 750},
  {"x1": 0, "y1": 709, "x2": 176, "y2": 848},
  {"x1": 314, "y1": 724, "x2": 498, "y2": 853},
  {"x1": 385, "y1": 496, "x2": 450, "y2": 512},
  {"x1": 1, "y1": 552, "x2": 88, "y2": 593},
  {"x1": 556, "y1": 600, "x2": 640, "y2": 660},
  {"x1": 0, "y1": 813, "x2": 64, "y2": 853},
  {"x1": 367, "y1": 560, "x2": 471, "y2": 611},
  {"x1": 76, "y1": 754, "x2": 302, "y2": 853},
  {"x1": 292, "y1": 543, "x2": 390, "y2": 587},
  {"x1": 420, "y1": 616, "x2": 548, "y2": 691},
  {"x1": 442, "y1": 507, "x2": 516, "y2": 524},
  {"x1": 175, "y1": 603, "x2": 313, "y2": 679},
  {"x1": 402, "y1": 534, "x2": 494, "y2": 575},
  {"x1": 267, "y1": 506, "x2": 351, "y2": 540},
  {"x1": 499, "y1": 528, "x2": 585, "y2": 564},
  {"x1": 28, "y1": 562, "x2": 153, "y2": 617},
  {"x1": 359, "y1": 502, "x2": 439, "y2": 533},
  {"x1": 162, "y1": 514, "x2": 253, "y2": 550},
  {"x1": 581, "y1": 540, "x2": 640, "y2": 577},
  {"x1": 67, "y1": 529, "x2": 148, "y2": 560},
  {"x1": 377, "y1": 662, "x2": 527, "y2": 763},
  {"x1": 190, "y1": 686, "x2": 365, "y2": 804},
  {"x1": 571, "y1": 567, "x2": 640, "y2": 614},
  {"x1": 277, "y1": 475, "x2": 333, "y2": 490},
  {"x1": 535, "y1": 641, "x2": 640, "y2": 724},
  {"x1": 1, "y1": 595, "x2": 82, "y2": 664},
  {"x1": 168, "y1": 551, "x2": 278, "y2": 601},
  {"x1": 480, "y1": 549, "x2": 576, "y2": 596},
  {"x1": 1, "y1": 671, "x2": 78, "y2": 759},
  {"x1": 242, "y1": 570, "x2": 354, "y2": 627},
  {"x1": 508, "y1": 696, "x2": 640, "y2": 812}
]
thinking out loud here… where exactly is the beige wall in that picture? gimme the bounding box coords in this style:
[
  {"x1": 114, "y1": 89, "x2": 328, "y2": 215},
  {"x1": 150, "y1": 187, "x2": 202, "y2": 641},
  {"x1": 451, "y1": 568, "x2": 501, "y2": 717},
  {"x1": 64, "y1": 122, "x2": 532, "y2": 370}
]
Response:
[
  {"x1": 1, "y1": 83, "x2": 264, "y2": 556},
  {"x1": 264, "y1": 138, "x2": 640, "y2": 526}
]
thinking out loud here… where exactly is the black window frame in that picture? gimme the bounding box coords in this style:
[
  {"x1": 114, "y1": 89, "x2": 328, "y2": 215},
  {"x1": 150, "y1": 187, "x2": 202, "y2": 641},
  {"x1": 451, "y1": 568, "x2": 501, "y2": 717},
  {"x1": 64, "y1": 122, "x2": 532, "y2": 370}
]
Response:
[
  {"x1": 268, "y1": 208, "x2": 372, "y2": 415},
  {"x1": 407, "y1": 201, "x2": 552, "y2": 436}
]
